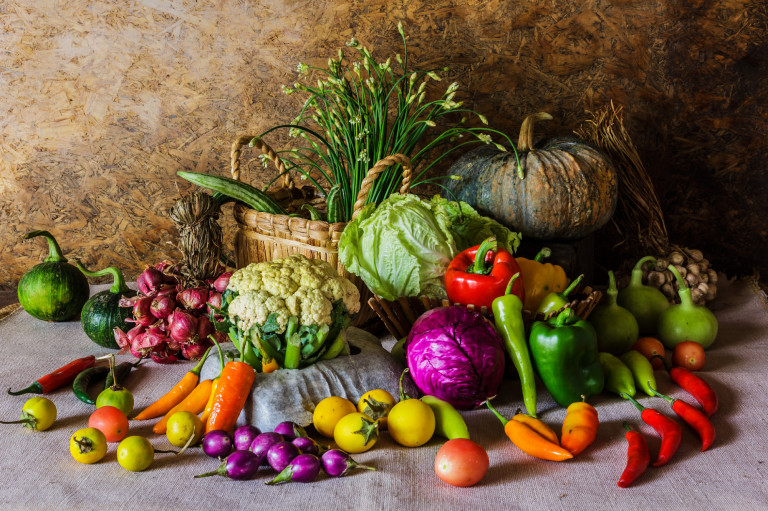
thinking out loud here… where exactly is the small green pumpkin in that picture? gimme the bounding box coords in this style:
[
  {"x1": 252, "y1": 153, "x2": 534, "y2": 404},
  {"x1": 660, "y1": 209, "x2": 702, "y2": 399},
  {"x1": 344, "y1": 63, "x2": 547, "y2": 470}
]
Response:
[
  {"x1": 17, "y1": 230, "x2": 90, "y2": 321},
  {"x1": 445, "y1": 112, "x2": 618, "y2": 240},
  {"x1": 75, "y1": 261, "x2": 138, "y2": 349}
]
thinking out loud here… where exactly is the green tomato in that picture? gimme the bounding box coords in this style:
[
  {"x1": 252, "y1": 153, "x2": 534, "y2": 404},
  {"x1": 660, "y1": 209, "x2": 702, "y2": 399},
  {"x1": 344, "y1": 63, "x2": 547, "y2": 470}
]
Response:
[
  {"x1": 96, "y1": 385, "x2": 134, "y2": 416},
  {"x1": 117, "y1": 436, "x2": 154, "y2": 472},
  {"x1": 70, "y1": 427, "x2": 108, "y2": 464},
  {"x1": 17, "y1": 397, "x2": 57, "y2": 431},
  {"x1": 165, "y1": 411, "x2": 204, "y2": 448}
]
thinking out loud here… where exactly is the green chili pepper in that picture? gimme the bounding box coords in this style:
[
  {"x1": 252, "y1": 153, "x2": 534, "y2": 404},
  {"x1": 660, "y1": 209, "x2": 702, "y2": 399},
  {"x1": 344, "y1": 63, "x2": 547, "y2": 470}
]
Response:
[
  {"x1": 104, "y1": 358, "x2": 142, "y2": 390},
  {"x1": 492, "y1": 273, "x2": 537, "y2": 417},
  {"x1": 598, "y1": 352, "x2": 636, "y2": 398},
  {"x1": 619, "y1": 350, "x2": 657, "y2": 396},
  {"x1": 529, "y1": 307, "x2": 604, "y2": 407},
  {"x1": 72, "y1": 366, "x2": 110, "y2": 405},
  {"x1": 535, "y1": 274, "x2": 584, "y2": 317}
]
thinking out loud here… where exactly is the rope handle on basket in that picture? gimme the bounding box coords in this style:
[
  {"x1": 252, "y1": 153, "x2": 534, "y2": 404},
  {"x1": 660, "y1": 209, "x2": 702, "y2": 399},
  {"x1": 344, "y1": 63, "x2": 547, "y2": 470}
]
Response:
[
  {"x1": 352, "y1": 154, "x2": 413, "y2": 220},
  {"x1": 230, "y1": 135, "x2": 294, "y2": 190}
]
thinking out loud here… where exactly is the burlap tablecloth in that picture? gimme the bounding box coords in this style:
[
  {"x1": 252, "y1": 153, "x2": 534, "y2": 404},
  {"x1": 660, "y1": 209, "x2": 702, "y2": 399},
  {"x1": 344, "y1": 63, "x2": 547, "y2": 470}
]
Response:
[{"x1": 0, "y1": 278, "x2": 766, "y2": 511}]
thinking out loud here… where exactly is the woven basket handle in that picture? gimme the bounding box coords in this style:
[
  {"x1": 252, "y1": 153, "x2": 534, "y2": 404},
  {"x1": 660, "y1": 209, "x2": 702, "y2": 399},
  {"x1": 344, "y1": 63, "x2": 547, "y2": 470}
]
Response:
[
  {"x1": 352, "y1": 154, "x2": 413, "y2": 220},
  {"x1": 230, "y1": 135, "x2": 294, "y2": 190}
]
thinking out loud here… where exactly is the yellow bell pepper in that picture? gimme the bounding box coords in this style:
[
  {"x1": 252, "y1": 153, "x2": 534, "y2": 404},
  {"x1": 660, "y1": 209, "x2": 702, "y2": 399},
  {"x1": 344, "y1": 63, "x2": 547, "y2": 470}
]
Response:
[{"x1": 517, "y1": 247, "x2": 569, "y2": 312}]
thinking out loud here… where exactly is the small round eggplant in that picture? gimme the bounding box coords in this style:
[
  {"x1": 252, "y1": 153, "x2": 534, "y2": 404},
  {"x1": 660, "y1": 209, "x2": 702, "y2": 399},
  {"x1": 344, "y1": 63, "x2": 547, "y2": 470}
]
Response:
[
  {"x1": 291, "y1": 436, "x2": 321, "y2": 456},
  {"x1": 195, "y1": 450, "x2": 263, "y2": 481},
  {"x1": 273, "y1": 421, "x2": 307, "y2": 441},
  {"x1": 250, "y1": 432, "x2": 284, "y2": 465},
  {"x1": 201, "y1": 430, "x2": 233, "y2": 459},
  {"x1": 320, "y1": 449, "x2": 376, "y2": 477},
  {"x1": 266, "y1": 440, "x2": 301, "y2": 473},
  {"x1": 266, "y1": 454, "x2": 322, "y2": 485},
  {"x1": 233, "y1": 424, "x2": 262, "y2": 451}
]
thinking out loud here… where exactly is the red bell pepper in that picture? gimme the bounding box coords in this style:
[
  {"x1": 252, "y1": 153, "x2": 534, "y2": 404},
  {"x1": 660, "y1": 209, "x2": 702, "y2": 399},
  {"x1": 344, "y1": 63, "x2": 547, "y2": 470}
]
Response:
[{"x1": 445, "y1": 237, "x2": 525, "y2": 311}]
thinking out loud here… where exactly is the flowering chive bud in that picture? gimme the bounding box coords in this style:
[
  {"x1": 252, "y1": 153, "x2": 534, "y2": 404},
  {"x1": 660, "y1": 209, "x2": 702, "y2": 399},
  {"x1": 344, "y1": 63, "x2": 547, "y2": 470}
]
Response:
[{"x1": 478, "y1": 113, "x2": 489, "y2": 125}]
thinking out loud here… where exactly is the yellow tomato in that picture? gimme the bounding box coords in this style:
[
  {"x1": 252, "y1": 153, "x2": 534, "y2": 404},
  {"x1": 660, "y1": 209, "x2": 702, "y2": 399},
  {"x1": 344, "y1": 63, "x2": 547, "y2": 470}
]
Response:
[
  {"x1": 69, "y1": 427, "x2": 107, "y2": 464},
  {"x1": 357, "y1": 389, "x2": 396, "y2": 429},
  {"x1": 387, "y1": 398, "x2": 435, "y2": 447},
  {"x1": 312, "y1": 396, "x2": 356, "y2": 438},
  {"x1": 333, "y1": 412, "x2": 378, "y2": 453},
  {"x1": 117, "y1": 436, "x2": 155, "y2": 472},
  {"x1": 165, "y1": 411, "x2": 204, "y2": 448}
]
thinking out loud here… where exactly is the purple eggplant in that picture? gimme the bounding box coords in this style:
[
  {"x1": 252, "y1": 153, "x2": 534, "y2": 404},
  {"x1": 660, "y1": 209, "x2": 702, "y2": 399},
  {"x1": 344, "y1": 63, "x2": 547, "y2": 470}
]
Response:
[
  {"x1": 266, "y1": 440, "x2": 301, "y2": 473},
  {"x1": 233, "y1": 424, "x2": 262, "y2": 451},
  {"x1": 250, "y1": 432, "x2": 284, "y2": 465},
  {"x1": 273, "y1": 421, "x2": 307, "y2": 441},
  {"x1": 266, "y1": 454, "x2": 322, "y2": 485},
  {"x1": 291, "y1": 435, "x2": 321, "y2": 456},
  {"x1": 201, "y1": 430, "x2": 233, "y2": 459},
  {"x1": 195, "y1": 450, "x2": 263, "y2": 481},
  {"x1": 320, "y1": 449, "x2": 375, "y2": 477}
]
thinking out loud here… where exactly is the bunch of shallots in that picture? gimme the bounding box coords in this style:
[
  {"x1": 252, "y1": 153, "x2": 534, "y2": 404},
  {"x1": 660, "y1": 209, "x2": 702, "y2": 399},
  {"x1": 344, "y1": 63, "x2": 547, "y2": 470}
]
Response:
[{"x1": 114, "y1": 261, "x2": 231, "y2": 363}]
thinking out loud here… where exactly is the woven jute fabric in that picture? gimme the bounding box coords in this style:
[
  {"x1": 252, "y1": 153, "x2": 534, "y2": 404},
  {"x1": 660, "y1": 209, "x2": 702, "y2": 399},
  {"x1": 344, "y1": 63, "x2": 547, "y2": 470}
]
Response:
[{"x1": 0, "y1": 280, "x2": 767, "y2": 511}]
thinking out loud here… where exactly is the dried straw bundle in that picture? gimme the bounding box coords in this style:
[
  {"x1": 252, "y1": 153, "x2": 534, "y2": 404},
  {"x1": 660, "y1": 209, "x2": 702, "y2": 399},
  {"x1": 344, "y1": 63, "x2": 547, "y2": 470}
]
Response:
[
  {"x1": 169, "y1": 191, "x2": 222, "y2": 288},
  {"x1": 575, "y1": 101, "x2": 669, "y2": 255}
]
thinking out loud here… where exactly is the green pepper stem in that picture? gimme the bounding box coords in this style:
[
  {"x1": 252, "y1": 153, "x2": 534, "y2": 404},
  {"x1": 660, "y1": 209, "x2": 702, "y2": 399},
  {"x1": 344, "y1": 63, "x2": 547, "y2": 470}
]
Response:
[
  {"x1": 646, "y1": 382, "x2": 675, "y2": 405},
  {"x1": 504, "y1": 273, "x2": 521, "y2": 296},
  {"x1": 73, "y1": 260, "x2": 130, "y2": 294},
  {"x1": 534, "y1": 247, "x2": 551, "y2": 263},
  {"x1": 651, "y1": 354, "x2": 671, "y2": 372},
  {"x1": 667, "y1": 265, "x2": 694, "y2": 307},
  {"x1": 209, "y1": 335, "x2": 226, "y2": 374},
  {"x1": 621, "y1": 392, "x2": 646, "y2": 412},
  {"x1": 6, "y1": 382, "x2": 43, "y2": 396},
  {"x1": 623, "y1": 421, "x2": 633, "y2": 432},
  {"x1": 484, "y1": 399, "x2": 508, "y2": 426},
  {"x1": 24, "y1": 230, "x2": 67, "y2": 263},
  {"x1": 467, "y1": 237, "x2": 498, "y2": 275},
  {"x1": 562, "y1": 274, "x2": 584, "y2": 299},
  {"x1": 191, "y1": 346, "x2": 212, "y2": 376},
  {"x1": 631, "y1": 256, "x2": 658, "y2": 286},
  {"x1": 554, "y1": 307, "x2": 575, "y2": 327}
]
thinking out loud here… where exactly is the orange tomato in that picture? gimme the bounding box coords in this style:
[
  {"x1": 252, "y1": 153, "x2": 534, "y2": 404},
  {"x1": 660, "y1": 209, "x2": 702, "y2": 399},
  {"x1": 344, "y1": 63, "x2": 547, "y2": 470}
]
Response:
[
  {"x1": 672, "y1": 340, "x2": 706, "y2": 371},
  {"x1": 633, "y1": 337, "x2": 666, "y2": 369},
  {"x1": 434, "y1": 438, "x2": 489, "y2": 487}
]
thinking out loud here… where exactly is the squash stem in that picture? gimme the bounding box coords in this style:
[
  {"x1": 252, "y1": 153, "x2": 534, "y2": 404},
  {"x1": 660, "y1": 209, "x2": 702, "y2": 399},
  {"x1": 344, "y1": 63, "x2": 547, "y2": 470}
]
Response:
[
  {"x1": 24, "y1": 230, "x2": 67, "y2": 263},
  {"x1": 73, "y1": 260, "x2": 130, "y2": 294},
  {"x1": 516, "y1": 112, "x2": 553, "y2": 152}
]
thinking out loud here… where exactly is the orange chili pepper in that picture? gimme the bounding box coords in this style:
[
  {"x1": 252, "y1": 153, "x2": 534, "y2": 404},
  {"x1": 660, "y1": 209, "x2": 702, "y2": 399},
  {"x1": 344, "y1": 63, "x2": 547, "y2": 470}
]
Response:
[
  {"x1": 561, "y1": 399, "x2": 599, "y2": 456},
  {"x1": 200, "y1": 337, "x2": 226, "y2": 425},
  {"x1": 512, "y1": 411, "x2": 559, "y2": 445},
  {"x1": 487, "y1": 401, "x2": 573, "y2": 462},
  {"x1": 153, "y1": 378, "x2": 213, "y2": 434},
  {"x1": 262, "y1": 358, "x2": 279, "y2": 374},
  {"x1": 132, "y1": 347, "x2": 211, "y2": 421},
  {"x1": 205, "y1": 360, "x2": 255, "y2": 434}
]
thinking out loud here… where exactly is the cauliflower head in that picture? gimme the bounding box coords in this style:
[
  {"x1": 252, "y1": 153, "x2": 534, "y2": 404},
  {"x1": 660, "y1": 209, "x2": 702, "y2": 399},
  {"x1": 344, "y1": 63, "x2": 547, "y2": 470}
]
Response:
[{"x1": 226, "y1": 254, "x2": 360, "y2": 333}]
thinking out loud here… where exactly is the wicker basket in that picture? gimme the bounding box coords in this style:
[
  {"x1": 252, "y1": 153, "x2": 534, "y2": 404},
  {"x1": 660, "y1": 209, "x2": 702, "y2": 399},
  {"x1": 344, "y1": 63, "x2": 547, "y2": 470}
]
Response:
[
  {"x1": 229, "y1": 134, "x2": 413, "y2": 329},
  {"x1": 368, "y1": 286, "x2": 604, "y2": 339}
]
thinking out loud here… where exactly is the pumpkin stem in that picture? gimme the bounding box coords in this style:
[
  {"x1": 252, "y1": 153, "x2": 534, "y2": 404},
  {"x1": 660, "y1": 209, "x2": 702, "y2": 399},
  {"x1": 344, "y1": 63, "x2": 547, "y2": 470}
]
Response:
[
  {"x1": 24, "y1": 230, "x2": 67, "y2": 263},
  {"x1": 517, "y1": 112, "x2": 554, "y2": 152},
  {"x1": 73, "y1": 260, "x2": 130, "y2": 295}
]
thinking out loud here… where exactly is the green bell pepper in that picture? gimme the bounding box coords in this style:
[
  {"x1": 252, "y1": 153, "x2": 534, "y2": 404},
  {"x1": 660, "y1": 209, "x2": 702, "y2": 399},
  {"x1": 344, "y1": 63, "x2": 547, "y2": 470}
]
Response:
[{"x1": 529, "y1": 307, "x2": 604, "y2": 407}]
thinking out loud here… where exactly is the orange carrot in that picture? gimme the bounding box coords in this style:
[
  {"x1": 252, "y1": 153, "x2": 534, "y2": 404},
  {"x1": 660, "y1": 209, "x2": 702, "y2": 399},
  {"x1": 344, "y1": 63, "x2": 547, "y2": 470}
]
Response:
[
  {"x1": 153, "y1": 379, "x2": 213, "y2": 434},
  {"x1": 132, "y1": 347, "x2": 211, "y2": 421},
  {"x1": 205, "y1": 360, "x2": 255, "y2": 434}
]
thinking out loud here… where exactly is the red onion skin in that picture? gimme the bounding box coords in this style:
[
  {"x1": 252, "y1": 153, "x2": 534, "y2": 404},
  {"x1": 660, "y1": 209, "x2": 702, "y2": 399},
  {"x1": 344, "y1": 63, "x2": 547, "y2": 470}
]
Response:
[
  {"x1": 150, "y1": 295, "x2": 176, "y2": 319},
  {"x1": 169, "y1": 309, "x2": 198, "y2": 343},
  {"x1": 177, "y1": 287, "x2": 209, "y2": 310},
  {"x1": 213, "y1": 272, "x2": 232, "y2": 293},
  {"x1": 181, "y1": 339, "x2": 211, "y2": 360},
  {"x1": 133, "y1": 296, "x2": 156, "y2": 326},
  {"x1": 150, "y1": 345, "x2": 179, "y2": 364},
  {"x1": 137, "y1": 267, "x2": 164, "y2": 295}
]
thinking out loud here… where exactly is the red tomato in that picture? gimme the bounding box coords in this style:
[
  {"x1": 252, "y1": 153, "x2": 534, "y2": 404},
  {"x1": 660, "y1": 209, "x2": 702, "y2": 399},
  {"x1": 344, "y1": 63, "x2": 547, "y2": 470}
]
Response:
[
  {"x1": 672, "y1": 341, "x2": 706, "y2": 371},
  {"x1": 89, "y1": 405, "x2": 130, "y2": 443},
  {"x1": 434, "y1": 438, "x2": 489, "y2": 487},
  {"x1": 633, "y1": 337, "x2": 666, "y2": 369}
]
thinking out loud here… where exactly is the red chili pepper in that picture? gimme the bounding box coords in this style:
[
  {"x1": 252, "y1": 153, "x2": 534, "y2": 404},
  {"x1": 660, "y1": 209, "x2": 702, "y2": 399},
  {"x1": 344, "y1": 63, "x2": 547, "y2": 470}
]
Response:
[
  {"x1": 622, "y1": 392, "x2": 683, "y2": 467},
  {"x1": 617, "y1": 422, "x2": 650, "y2": 488},
  {"x1": 445, "y1": 236, "x2": 525, "y2": 311},
  {"x1": 669, "y1": 367, "x2": 718, "y2": 417},
  {"x1": 648, "y1": 386, "x2": 715, "y2": 451},
  {"x1": 7, "y1": 355, "x2": 97, "y2": 395}
]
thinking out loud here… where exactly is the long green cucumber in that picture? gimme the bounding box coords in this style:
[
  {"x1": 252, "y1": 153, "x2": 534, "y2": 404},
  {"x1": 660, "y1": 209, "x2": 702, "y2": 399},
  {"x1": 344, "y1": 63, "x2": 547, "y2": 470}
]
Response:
[{"x1": 177, "y1": 171, "x2": 287, "y2": 215}]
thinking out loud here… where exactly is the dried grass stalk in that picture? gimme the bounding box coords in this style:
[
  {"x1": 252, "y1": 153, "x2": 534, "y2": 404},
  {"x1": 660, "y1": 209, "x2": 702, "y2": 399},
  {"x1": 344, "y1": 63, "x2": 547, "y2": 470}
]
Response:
[
  {"x1": 169, "y1": 191, "x2": 222, "y2": 288},
  {"x1": 575, "y1": 101, "x2": 669, "y2": 255}
]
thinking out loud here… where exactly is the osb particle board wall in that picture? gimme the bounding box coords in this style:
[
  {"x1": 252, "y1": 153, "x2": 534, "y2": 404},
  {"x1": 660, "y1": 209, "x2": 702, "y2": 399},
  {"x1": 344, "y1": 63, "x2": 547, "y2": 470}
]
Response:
[{"x1": 1, "y1": 0, "x2": 766, "y2": 289}]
